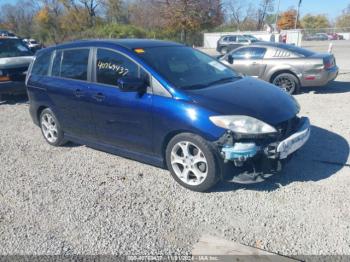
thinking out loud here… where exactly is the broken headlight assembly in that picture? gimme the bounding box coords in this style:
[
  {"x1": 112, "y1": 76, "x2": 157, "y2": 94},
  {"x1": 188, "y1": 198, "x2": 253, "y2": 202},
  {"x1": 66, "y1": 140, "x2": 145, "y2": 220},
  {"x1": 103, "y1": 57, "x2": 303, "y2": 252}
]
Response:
[
  {"x1": 209, "y1": 115, "x2": 277, "y2": 135},
  {"x1": 210, "y1": 115, "x2": 279, "y2": 166}
]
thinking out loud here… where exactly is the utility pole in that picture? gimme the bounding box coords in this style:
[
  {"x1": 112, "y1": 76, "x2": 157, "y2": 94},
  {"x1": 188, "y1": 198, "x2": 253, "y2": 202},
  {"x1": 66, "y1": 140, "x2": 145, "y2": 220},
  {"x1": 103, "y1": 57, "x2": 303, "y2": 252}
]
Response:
[
  {"x1": 295, "y1": 0, "x2": 302, "y2": 29},
  {"x1": 274, "y1": 0, "x2": 281, "y2": 31}
]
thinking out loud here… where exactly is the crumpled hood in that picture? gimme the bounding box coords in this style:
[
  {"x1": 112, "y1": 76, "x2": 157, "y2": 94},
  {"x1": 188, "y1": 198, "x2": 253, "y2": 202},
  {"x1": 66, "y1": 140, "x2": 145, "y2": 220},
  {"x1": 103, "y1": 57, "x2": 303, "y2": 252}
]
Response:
[{"x1": 184, "y1": 77, "x2": 298, "y2": 126}]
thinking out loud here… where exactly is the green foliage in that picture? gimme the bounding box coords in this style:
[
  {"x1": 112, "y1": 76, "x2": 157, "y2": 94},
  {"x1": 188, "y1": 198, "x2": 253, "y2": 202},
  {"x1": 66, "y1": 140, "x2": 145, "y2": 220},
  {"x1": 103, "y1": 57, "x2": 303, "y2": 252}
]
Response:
[
  {"x1": 301, "y1": 14, "x2": 330, "y2": 29},
  {"x1": 336, "y1": 14, "x2": 350, "y2": 28},
  {"x1": 81, "y1": 23, "x2": 148, "y2": 39}
]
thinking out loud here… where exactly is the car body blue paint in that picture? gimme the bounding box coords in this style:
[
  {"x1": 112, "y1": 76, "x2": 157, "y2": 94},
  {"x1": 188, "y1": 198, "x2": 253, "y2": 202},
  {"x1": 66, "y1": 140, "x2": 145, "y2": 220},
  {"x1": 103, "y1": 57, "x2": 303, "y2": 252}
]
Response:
[{"x1": 27, "y1": 39, "x2": 298, "y2": 168}]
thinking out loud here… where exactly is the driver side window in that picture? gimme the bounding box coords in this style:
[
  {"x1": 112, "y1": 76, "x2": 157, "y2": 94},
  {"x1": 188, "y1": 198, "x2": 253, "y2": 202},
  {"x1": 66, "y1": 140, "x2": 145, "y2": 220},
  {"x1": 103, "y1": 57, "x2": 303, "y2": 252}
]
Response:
[
  {"x1": 232, "y1": 47, "x2": 266, "y2": 59},
  {"x1": 237, "y1": 36, "x2": 249, "y2": 43}
]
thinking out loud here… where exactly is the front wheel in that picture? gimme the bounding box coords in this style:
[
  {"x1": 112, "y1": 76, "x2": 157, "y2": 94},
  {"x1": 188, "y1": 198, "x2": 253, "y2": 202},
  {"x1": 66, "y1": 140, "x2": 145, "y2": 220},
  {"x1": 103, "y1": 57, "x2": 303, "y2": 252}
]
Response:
[
  {"x1": 272, "y1": 73, "x2": 300, "y2": 94},
  {"x1": 166, "y1": 133, "x2": 220, "y2": 192}
]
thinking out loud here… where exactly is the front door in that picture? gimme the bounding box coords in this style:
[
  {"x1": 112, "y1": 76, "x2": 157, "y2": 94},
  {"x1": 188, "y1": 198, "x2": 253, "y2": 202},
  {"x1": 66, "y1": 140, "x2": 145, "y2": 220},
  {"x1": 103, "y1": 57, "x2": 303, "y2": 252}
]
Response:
[{"x1": 88, "y1": 48, "x2": 153, "y2": 154}]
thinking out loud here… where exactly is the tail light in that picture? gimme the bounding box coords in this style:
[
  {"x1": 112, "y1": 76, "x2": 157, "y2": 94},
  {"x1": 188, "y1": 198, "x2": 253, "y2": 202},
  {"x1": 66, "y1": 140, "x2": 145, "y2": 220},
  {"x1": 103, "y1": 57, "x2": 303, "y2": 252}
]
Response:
[
  {"x1": 0, "y1": 70, "x2": 10, "y2": 82},
  {"x1": 324, "y1": 57, "x2": 334, "y2": 69}
]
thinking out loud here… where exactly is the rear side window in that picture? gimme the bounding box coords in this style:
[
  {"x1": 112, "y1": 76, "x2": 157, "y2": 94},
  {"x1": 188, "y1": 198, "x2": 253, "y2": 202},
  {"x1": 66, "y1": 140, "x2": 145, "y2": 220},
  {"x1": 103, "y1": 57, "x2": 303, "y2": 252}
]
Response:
[
  {"x1": 51, "y1": 49, "x2": 89, "y2": 80},
  {"x1": 228, "y1": 36, "x2": 236, "y2": 42},
  {"x1": 31, "y1": 51, "x2": 51, "y2": 76},
  {"x1": 96, "y1": 49, "x2": 138, "y2": 86}
]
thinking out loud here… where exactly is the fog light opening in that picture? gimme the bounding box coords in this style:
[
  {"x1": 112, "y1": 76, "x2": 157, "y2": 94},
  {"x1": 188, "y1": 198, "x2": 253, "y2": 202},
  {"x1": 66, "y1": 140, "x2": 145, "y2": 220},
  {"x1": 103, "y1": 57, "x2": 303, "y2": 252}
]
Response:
[{"x1": 221, "y1": 142, "x2": 259, "y2": 167}]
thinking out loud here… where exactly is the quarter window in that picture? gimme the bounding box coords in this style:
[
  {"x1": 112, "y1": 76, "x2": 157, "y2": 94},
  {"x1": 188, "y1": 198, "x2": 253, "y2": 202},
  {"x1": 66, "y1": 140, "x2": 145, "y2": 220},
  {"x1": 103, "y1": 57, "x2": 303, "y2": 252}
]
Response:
[
  {"x1": 96, "y1": 49, "x2": 138, "y2": 86},
  {"x1": 60, "y1": 49, "x2": 89, "y2": 80},
  {"x1": 31, "y1": 51, "x2": 51, "y2": 76}
]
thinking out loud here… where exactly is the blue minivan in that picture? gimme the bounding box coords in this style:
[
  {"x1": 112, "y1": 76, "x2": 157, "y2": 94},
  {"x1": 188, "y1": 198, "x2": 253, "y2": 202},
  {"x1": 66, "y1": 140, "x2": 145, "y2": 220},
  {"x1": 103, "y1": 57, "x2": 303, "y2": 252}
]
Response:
[{"x1": 26, "y1": 39, "x2": 310, "y2": 192}]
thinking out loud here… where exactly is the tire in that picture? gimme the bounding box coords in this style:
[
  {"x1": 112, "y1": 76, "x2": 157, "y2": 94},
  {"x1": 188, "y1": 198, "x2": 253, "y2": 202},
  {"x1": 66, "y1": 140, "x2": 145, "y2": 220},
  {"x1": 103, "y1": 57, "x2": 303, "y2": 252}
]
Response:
[
  {"x1": 272, "y1": 73, "x2": 300, "y2": 94},
  {"x1": 39, "y1": 108, "x2": 66, "y2": 146},
  {"x1": 165, "y1": 133, "x2": 220, "y2": 192}
]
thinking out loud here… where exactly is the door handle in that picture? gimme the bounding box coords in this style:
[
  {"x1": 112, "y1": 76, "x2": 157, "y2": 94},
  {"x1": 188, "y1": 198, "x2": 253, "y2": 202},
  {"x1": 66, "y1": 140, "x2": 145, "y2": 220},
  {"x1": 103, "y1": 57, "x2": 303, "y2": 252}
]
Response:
[
  {"x1": 93, "y1": 92, "x2": 105, "y2": 102},
  {"x1": 74, "y1": 89, "x2": 84, "y2": 98}
]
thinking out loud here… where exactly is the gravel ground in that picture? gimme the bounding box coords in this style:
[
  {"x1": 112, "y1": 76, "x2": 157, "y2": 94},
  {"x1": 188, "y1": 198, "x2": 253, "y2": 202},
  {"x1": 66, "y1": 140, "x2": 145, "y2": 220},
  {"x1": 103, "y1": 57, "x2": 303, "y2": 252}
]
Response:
[{"x1": 1, "y1": 44, "x2": 350, "y2": 257}]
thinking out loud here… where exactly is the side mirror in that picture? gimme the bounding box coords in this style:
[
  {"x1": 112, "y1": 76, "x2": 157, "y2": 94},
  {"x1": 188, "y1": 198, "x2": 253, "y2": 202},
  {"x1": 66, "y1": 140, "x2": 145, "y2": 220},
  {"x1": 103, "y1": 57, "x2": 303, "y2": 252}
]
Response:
[
  {"x1": 117, "y1": 76, "x2": 146, "y2": 92},
  {"x1": 227, "y1": 54, "x2": 234, "y2": 64}
]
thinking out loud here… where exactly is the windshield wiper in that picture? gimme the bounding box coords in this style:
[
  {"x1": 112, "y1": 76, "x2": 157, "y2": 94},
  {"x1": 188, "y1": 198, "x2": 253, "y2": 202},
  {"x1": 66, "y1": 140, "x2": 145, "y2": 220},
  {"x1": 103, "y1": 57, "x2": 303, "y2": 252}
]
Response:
[
  {"x1": 204, "y1": 76, "x2": 241, "y2": 87},
  {"x1": 181, "y1": 76, "x2": 241, "y2": 90}
]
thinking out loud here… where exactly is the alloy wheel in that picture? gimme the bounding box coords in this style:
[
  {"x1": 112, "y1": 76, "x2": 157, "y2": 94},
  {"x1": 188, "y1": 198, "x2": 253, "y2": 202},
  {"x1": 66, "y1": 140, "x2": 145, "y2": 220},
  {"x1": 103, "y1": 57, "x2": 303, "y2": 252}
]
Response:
[
  {"x1": 170, "y1": 141, "x2": 208, "y2": 186},
  {"x1": 41, "y1": 113, "x2": 58, "y2": 143},
  {"x1": 273, "y1": 76, "x2": 296, "y2": 94}
]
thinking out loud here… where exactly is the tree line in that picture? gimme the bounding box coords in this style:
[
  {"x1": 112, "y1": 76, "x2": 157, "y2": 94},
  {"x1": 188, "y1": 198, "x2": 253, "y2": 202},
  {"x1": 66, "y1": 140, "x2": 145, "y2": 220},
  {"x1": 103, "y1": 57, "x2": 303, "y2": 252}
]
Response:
[{"x1": 0, "y1": 0, "x2": 350, "y2": 46}]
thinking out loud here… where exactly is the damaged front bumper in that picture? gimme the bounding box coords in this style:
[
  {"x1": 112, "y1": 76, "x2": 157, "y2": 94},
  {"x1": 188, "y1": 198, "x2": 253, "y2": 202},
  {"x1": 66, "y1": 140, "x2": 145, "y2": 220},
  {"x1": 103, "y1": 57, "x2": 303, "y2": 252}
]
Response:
[{"x1": 216, "y1": 117, "x2": 311, "y2": 184}]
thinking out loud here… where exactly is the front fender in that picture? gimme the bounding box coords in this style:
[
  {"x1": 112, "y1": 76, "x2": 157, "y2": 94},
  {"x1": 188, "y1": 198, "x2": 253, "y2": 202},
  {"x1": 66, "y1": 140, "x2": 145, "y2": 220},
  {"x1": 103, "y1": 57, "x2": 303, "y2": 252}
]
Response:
[{"x1": 152, "y1": 95, "x2": 225, "y2": 156}]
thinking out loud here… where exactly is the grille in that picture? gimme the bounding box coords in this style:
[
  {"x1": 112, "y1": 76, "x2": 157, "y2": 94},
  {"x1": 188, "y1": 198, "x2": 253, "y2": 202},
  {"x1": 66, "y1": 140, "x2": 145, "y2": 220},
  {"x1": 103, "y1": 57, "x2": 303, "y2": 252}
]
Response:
[{"x1": 275, "y1": 116, "x2": 300, "y2": 140}]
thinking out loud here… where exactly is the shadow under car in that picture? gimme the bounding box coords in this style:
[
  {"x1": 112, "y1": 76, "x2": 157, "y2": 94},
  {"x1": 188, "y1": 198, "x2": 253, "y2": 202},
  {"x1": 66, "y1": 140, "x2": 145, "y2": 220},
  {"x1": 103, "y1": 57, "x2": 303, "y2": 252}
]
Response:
[{"x1": 301, "y1": 80, "x2": 350, "y2": 94}]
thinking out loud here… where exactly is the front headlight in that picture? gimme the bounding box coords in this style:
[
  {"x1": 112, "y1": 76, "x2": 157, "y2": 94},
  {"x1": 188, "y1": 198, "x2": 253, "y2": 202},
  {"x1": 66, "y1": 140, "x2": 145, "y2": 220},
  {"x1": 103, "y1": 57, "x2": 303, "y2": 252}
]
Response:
[{"x1": 209, "y1": 115, "x2": 277, "y2": 135}]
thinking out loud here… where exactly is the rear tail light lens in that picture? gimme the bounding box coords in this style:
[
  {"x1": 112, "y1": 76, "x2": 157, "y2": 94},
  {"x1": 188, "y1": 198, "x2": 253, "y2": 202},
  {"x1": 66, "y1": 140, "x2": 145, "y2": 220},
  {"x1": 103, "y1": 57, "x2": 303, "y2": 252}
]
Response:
[
  {"x1": 324, "y1": 57, "x2": 334, "y2": 69},
  {"x1": 0, "y1": 76, "x2": 10, "y2": 82},
  {"x1": 0, "y1": 70, "x2": 10, "y2": 82}
]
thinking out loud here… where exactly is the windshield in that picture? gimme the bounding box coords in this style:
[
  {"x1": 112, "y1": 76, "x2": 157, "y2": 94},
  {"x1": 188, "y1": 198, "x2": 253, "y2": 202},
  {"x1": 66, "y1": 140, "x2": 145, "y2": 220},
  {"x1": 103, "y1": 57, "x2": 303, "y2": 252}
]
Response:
[
  {"x1": 0, "y1": 39, "x2": 33, "y2": 58},
  {"x1": 136, "y1": 46, "x2": 239, "y2": 89}
]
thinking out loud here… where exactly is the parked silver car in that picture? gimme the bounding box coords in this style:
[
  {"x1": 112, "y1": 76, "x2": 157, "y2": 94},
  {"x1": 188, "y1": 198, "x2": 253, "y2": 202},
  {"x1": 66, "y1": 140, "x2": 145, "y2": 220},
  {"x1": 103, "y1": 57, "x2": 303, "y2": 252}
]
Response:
[{"x1": 220, "y1": 42, "x2": 339, "y2": 94}]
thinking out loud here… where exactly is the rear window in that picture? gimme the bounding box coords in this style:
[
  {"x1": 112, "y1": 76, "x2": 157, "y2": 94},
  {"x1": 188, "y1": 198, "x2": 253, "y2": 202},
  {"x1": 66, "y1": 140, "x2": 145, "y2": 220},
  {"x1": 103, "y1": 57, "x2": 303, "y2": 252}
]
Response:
[
  {"x1": 0, "y1": 39, "x2": 32, "y2": 58},
  {"x1": 31, "y1": 51, "x2": 52, "y2": 76}
]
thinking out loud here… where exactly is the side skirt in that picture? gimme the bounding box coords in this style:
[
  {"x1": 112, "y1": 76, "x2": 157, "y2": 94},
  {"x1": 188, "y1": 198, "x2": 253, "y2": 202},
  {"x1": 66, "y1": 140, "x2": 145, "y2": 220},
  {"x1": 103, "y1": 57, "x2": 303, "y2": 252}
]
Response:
[{"x1": 64, "y1": 134, "x2": 165, "y2": 169}]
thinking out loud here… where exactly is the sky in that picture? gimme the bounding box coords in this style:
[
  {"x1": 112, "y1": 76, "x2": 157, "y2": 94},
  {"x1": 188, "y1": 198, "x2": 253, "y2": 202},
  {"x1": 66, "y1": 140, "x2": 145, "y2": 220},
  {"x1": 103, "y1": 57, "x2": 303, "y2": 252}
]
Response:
[
  {"x1": 0, "y1": 0, "x2": 349, "y2": 20},
  {"x1": 278, "y1": 0, "x2": 349, "y2": 20}
]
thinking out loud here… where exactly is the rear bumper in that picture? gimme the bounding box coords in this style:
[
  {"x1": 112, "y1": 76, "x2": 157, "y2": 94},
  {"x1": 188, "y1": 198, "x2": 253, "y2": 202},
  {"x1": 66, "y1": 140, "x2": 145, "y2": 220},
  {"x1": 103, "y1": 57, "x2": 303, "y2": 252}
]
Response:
[
  {"x1": 0, "y1": 81, "x2": 26, "y2": 95},
  {"x1": 301, "y1": 66, "x2": 339, "y2": 87}
]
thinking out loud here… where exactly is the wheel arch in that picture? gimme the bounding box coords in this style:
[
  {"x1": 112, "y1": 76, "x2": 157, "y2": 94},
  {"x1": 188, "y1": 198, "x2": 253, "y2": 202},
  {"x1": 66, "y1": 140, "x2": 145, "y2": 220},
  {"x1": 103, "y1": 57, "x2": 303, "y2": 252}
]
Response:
[
  {"x1": 37, "y1": 105, "x2": 48, "y2": 123},
  {"x1": 269, "y1": 69, "x2": 301, "y2": 85},
  {"x1": 161, "y1": 129, "x2": 190, "y2": 167},
  {"x1": 161, "y1": 130, "x2": 224, "y2": 178}
]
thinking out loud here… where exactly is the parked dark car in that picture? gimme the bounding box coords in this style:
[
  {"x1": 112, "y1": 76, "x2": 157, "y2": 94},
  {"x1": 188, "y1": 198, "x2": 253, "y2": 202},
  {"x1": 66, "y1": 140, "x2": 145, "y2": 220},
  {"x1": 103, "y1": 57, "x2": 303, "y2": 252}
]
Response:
[
  {"x1": 216, "y1": 34, "x2": 259, "y2": 54},
  {"x1": 0, "y1": 38, "x2": 33, "y2": 100},
  {"x1": 26, "y1": 39, "x2": 310, "y2": 192},
  {"x1": 303, "y1": 33, "x2": 329, "y2": 41},
  {"x1": 219, "y1": 42, "x2": 338, "y2": 94}
]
